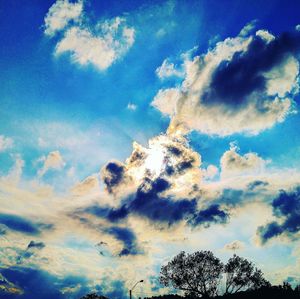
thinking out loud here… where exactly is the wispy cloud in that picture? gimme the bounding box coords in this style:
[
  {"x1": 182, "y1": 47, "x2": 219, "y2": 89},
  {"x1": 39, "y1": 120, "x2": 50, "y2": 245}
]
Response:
[
  {"x1": 38, "y1": 150, "x2": 65, "y2": 177},
  {"x1": 0, "y1": 135, "x2": 13, "y2": 152}
]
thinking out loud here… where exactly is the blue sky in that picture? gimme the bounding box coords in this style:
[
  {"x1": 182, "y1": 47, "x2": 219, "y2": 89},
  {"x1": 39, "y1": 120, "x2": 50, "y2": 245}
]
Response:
[{"x1": 1, "y1": 0, "x2": 300, "y2": 298}]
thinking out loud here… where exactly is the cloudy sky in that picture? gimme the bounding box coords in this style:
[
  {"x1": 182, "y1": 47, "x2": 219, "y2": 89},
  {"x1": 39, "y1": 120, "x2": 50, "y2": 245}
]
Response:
[{"x1": 1, "y1": 0, "x2": 300, "y2": 298}]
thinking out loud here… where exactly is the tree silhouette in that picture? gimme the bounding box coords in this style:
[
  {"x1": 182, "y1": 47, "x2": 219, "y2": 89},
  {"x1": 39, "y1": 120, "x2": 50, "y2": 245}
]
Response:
[
  {"x1": 80, "y1": 293, "x2": 108, "y2": 299},
  {"x1": 224, "y1": 254, "x2": 270, "y2": 294},
  {"x1": 294, "y1": 284, "x2": 300, "y2": 294},
  {"x1": 159, "y1": 250, "x2": 223, "y2": 298}
]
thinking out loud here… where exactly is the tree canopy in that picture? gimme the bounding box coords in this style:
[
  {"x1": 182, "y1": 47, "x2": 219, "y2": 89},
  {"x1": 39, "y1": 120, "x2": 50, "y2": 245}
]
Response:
[
  {"x1": 224, "y1": 254, "x2": 270, "y2": 294},
  {"x1": 160, "y1": 251, "x2": 269, "y2": 298},
  {"x1": 160, "y1": 250, "x2": 223, "y2": 298}
]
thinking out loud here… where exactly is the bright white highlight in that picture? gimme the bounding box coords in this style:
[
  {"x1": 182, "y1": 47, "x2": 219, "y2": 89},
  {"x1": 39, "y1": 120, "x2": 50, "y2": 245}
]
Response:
[{"x1": 144, "y1": 143, "x2": 166, "y2": 177}]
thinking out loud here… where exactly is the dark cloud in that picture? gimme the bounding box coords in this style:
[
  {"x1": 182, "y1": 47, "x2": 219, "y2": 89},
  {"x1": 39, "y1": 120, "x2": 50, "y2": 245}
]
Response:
[
  {"x1": 16, "y1": 241, "x2": 46, "y2": 264},
  {"x1": 104, "y1": 226, "x2": 141, "y2": 256},
  {"x1": 202, "y1": 31, "x2": 300, "y2": 108},
  {"x1": 257, "y1": 221, "x2": 283, "y2": 243},
  {"x1": 247, "y1": 180, "x2": 269, "y2": 191},
  {"x1": 217, "y1": 189, "x2": 244, "y2": 207},
  {"x1": 79, "y1": 176, "x2": 229, "y2": 231},
  {"x1": 167, "y1": 145, "x2": 183, "y2": 156},
  {"x1": 16, "y1": 251, "x2": 35, "y2": 264},
  {"x1": 0, "y1": 224, "x2": 7, "y2": 235},
  {"x1": 0, "y1": 267, "x2": 92, "y2": 299},
  {"x1": 27, "y1": 241, "x2": 46, "y2": 250},
  {"x1": 126, "y1": 144, "x2": 147, "y2": 166},
  {"x1": 188, "y1": 204, "x2": 229, "y2": 227},
  {"x1": 0, "y1": 213, "x2": 53, "y2": 236},
  {"x1": 0, "y1": 272, "x2": 23, "y2": 296},
  {"x1": 84, "y1": 204, "x2": 128, "y2": 222},
  {"x1": 257, "y1": 187, "x2": 300, "y2": 243},
  {"x1": 163, "y1": 143, "x2": 197, "y2": 176},
  {"x1": 128, "y1": 177, "x2": 197, "y2": 225},
  {"x1": 80, "y1": 177, "x2": 198, "y2": 226},
  {"x1": 101, "y1": 161, "x2": 127, "y2": 194}
]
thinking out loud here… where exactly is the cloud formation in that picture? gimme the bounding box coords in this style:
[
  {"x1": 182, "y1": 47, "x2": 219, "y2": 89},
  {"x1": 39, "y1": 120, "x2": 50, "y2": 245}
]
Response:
[
  {"x1": 0, "y1": 213, "x2": 53, "y2": 236},
  {"x1": 38, "y1": 150, "x2": 65, "y2": 177},
  {"x1": 188, "y1": 204, "x2": 229, "y2": 228},
  {"x1": 44, "y1": 0, "x2": 83, "y2": 36},
  {"x1": 71, "y1": 175, "x2": 100, "y2": 196},
  {"x1": 27, "y1": 240, "x2": 46, "y2": 250},
  {"x1": 0, "y1": 272, "x2": 23, "y2": 295},
  {"x1": 55, "y1": 19, "x2": 135, "y2": 70},
  {"x1": 220, "y1": 142, "x2": 267, "y2": 178},
  {"x1": 153, "y1": 24, "x2": 300, "y2": 136},
  {"x1": 224, "y1": 240, "x2": 245, "y2": 251},
  {"x1": 0, "y1": 267, "x2": 90, "y2": 299},
  {"x1": 0, "y1": 135, "x2": 13, "y2": 152},
  {"x1": 257, "y1": 187, "x2": 300, "y2": 244},
  {"x1": 156, "y1": 58, "x2": 184, "y2": 79},
  {"x1": 104, "y1": 226, "x2": 141, "y2": 257},
  {"x1": 74, "y1": 134, "x2": 230, "y2": 239},
  {"x1": 44, "y1": 1, "x2": 135, "y2": 70}
]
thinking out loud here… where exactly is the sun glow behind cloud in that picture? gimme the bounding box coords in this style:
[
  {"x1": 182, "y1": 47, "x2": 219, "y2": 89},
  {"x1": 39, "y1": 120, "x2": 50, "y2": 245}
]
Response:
[{"x1": 144, "y1": 142, "x2": 166, "y2": 177}]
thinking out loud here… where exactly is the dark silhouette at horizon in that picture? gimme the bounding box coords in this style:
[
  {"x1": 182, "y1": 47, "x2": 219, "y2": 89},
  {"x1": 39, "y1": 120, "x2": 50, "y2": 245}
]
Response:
[{"x1": 80, "y1": 250, "x2": 300, "y2": 299}]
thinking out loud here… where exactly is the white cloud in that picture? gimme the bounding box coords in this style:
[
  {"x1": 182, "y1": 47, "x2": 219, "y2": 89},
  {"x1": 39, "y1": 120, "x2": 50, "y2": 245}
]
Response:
[
  {"x1": 44, "y1": 0, "x2": 135, "y2": 71},
  {"x1": 256, "y1": 29, "x2": 275, "y2": 43},
  {"x1": 264, "y1": 55, "x2": 299, "y2": 98},
  {"x1": 55, "y1": 17, "x2": 135, "y2": 70},
  {"x1": 71, "y1": 174, "x2": 100, "y2": 196},
  {"x1": 224, "y1": 240, "x2": 245, "y2": 251},
  {"x1": 100, "y1": 133, "x2": 203, "y2": 203},
  {"x1": 1, "y1": 154, "x2": 25, "y2": 186},
  {"x1": 220, "y1": 143, "x2": 268, "y2": 179},
  {"x1": 203, "y1": 165, "x2": 219, "y2": 180},
  {"x1": 0, "y1": 135, "x2": 13, "y2": 152},
  {"x1": 38, "y1": 150, "x2": 65, "y2": 177},
  {"x1": 239, "y1": 20, "x2": 257, "y2": 37},
  {"x1": 151, "y1": 88, "x2": 181, "y2": 117},
  {"x1": 156, "y1": 59, "x2": 184, "y2": 79},
  {"x1": 152, "y1": 28, "x2": 299, "y2": 137},
  {"x1": 44, "y1": 0, "x2": 83, "y2": 36},
  {"x1": 127, "y1": 103, "x2": 137, "y2": 111}
]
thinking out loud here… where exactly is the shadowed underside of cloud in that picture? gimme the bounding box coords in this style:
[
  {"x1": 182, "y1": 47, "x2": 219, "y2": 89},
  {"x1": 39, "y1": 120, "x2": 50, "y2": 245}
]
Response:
[
  {"x1": 0, "y1": 267, "x2": 91, "y2": 299},
  {"x1": 247, "y1": 180, "x2": 269, "y2": 191},
  {"x1": 0, "y1": 213, "x2": 53, "y2": 236},
  {"x1": 0, "y1": 272, "x2": 23, "y2": 296},
  {"x1": 257, "y1": 186, "x2": 300, "y2": 243},
  {"x1": 188, "y1": 204, "x2": 229, "y2": 227},
  {"x1": 153, "y1": 25, "x2": 300, "y2": 136},
  {"x1": 129, "y1": 177, "x2": 198, "y2": 225},
  {"x1": 104, "y1": 226, "x2": 141, "y2": 256},
  {"x1": 26, "y1": 241, "x2": 46, "y2": 250},
  {"x1": 76, "y1": 176, "x2": 229, "y2": 255},
  {"x1": 202, "y1": 31, "x2": 300, "y2": 107},
  {"x1": 72, "y1": 134, "x2": 232, "y2": 256},
  {"x1": 101, "y1": 161, "x2": 129, "y2": 195},
  {"x1": 0, "y1": 266, "x2": 128, "y2": 299},
  {"x1": 14, "y1": 240, "x2": 47, "y2": 265}
]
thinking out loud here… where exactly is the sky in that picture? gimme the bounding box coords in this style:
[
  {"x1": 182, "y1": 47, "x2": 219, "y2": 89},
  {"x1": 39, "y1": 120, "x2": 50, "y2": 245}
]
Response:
[{"x1": 1, "y1": 0, "x2": 300, "y2": 298}]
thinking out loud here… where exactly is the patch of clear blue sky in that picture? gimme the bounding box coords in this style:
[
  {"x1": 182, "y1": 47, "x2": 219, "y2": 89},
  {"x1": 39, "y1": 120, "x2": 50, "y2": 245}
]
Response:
[{"x1": 1, "y1": 0, "x2": 300, "y2": 181}]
